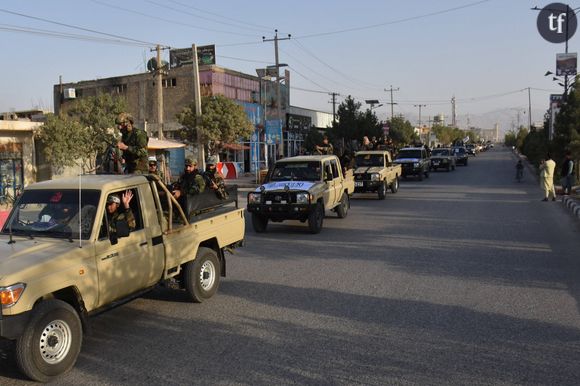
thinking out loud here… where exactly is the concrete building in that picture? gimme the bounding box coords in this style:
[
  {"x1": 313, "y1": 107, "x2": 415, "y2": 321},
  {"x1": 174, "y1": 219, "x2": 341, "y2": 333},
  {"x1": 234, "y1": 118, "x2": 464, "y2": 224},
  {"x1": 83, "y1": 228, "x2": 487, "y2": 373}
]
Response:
[{"x1": 54, "y1": 60, "x2": 331, "y2": 174}]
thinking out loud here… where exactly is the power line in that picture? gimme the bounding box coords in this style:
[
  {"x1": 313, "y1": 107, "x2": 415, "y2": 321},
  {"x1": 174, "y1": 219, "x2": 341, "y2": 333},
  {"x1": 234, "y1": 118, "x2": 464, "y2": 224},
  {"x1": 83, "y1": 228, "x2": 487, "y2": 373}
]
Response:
[
  {"x1": 144, "y1": 0, "x2": 258, "y2": 37},
  {"x1": 287, "y1": 65, "x2": 331, "y2": 92},
  {"x1": 0, "y1": 23, "x2": 151, "y2": 47},
  {"x1": 293, "y1": 0, "x2": 492, "y2": 39},
  {"x1": 0, "y1": 7, "x2": 159, "y2": 46},
  {"x1": 217, "y1": 55, "x2": 272, "y2": 64},
  {"x1": 166, "y1": 0, "x2": 272, "y2": 32}
]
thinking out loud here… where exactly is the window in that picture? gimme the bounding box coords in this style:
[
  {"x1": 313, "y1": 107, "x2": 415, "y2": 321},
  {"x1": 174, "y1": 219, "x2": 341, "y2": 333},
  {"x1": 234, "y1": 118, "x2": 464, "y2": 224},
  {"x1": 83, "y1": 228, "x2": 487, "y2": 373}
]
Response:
[
  {"x1": 162, "y1": 78, "x2": 177, "y2": 88},
  {"x1": 113, "y1": 84, "x2": 127, "y2": 94},
  {"x1": 98, "y1": 188, "x2": 144, "y2": 239},
  {"x1": 330, "y1": 160, "x2": 339, "y2": 178}
]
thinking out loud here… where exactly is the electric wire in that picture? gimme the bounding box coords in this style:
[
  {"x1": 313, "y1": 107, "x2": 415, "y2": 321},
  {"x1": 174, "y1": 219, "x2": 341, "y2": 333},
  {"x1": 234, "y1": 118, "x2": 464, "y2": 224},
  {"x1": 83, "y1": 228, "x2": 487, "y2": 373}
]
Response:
[
  {"x1": 0, "y1": 23, "x2": 151, "y2": 47},
  {"x1": 0, "y1": 7, "x2": 159, "y2": 46},
  {"x1": 286, "y1": 65, "x2": 331, "y2": 92},
  {"x1": 293, "y1": 0, "x2": 492, "y2": 39},
  {"x1": 144, "y1": 0, "x2": 258, "y2": 37}
]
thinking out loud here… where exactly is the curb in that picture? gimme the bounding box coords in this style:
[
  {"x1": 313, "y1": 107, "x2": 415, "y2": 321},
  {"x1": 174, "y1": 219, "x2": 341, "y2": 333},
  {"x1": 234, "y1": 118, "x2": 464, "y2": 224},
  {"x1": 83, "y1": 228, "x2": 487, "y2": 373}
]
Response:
[{"x1": 562, "y1": 196, "x2": 580, "y2": 220}]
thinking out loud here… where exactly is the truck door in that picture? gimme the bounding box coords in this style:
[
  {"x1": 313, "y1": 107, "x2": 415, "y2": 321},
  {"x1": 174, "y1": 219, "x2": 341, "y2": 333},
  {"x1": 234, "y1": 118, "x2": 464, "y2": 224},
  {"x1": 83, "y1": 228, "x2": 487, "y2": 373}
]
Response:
[
  {"x1": 95, "y1": 188, "x2": 153, "y2": 306},
  {"x1": 322, "y1": 160, "x2": 335, "y2": 207},
  {"x1": 330, "y1": 159, "x2": 343, "y2": 202}
]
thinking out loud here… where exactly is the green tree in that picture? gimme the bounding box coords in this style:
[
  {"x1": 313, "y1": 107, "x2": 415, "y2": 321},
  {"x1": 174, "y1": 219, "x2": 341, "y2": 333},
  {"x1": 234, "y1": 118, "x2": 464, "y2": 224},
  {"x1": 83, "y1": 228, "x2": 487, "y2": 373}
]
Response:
[
  {"x1": 178, "y1": 95, "x2": 254, "y2": 155},
  {"x1": 553, "y1": 77, "x2": 580, "y2": 166},
  {"x1": 515, "y1": 126, "x2": 529, "y2": 150},
  {"x1": 388, "y1": 116, "x2": 417, "y2": 146},
  {"x1": 331, "y1": 96, "x2": 382, "y2": 144},
  {"x1": 504, "y1": 130, "x2": 517, "y2": 147},
  {"x1": 303, "y1": 127, "x2": 323, "y2": 153},
  {"x1": 432, "y1": 124, "x2": 454, "y2": 146},
  {"x1": 521, "y1": 128, "x2": 549, "y2": 167},
  {"x1": 38, "y1": 94, "x2": 127, "y2": 172}
]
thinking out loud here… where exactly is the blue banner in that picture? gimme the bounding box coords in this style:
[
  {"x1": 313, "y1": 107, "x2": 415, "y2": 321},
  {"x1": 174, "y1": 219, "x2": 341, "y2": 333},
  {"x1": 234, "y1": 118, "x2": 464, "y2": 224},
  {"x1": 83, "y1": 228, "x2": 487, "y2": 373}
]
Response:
[{"x1": 265, "y1": 119, "x2": 282, "y2": 145}]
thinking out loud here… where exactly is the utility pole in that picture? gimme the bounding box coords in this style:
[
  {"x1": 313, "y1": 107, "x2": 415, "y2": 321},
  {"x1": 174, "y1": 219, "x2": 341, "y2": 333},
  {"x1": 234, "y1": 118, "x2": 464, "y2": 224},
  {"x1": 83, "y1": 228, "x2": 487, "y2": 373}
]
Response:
[
  {"x1": 384, "y1": 85, "x2": 399, "y2": 120},
  {"x1": 329, "y1": 92, "x2": 339, "y2": 126},
  {"x1": 263, "y1": 30, "x2": 291, "y2": 158},
  {"x1": 451, "y1": 96, "x2": 456, "y2": 127},
  {"x1": 191, "y1": 44, "x2": 204, "y2": 170},
  {"x1": 413, "y1": 104, "x2": 426, "y2": 127},
  {"x1": 528, "y1": 87, "x2": 532, "y2": 130},
  {"x1": 150, "y1": 44, "x2": 165, "y2": 139}
]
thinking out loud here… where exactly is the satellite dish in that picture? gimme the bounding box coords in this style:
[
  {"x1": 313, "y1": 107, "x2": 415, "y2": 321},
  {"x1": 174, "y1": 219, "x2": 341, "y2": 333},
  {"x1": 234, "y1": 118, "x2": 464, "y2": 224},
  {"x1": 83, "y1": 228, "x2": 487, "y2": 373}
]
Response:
[{"x1": 147, "y1": 58, "x2": 169, "y2": 72}]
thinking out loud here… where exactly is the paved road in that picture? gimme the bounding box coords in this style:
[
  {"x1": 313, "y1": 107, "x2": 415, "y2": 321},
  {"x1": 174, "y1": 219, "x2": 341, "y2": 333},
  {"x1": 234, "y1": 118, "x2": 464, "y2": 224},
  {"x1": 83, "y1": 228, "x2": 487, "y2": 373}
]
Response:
[{"x1": 2, "y1": 147, "x2": 580, "y2": 385}]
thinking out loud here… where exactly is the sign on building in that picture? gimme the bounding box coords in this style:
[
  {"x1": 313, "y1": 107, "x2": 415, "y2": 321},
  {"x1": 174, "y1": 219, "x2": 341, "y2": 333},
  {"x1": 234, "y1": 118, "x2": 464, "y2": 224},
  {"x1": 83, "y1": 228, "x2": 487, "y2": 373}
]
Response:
[{"x1": 170, "y1": 45, "x2": 216, "y2": 68}]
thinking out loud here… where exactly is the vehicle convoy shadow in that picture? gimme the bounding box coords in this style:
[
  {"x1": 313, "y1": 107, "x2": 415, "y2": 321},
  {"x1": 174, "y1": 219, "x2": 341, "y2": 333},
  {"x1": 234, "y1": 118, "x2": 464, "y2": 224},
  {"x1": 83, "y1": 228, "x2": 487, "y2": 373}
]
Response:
[{"x1": 2, "y1": 281, "x2": 579, "y2": 385}]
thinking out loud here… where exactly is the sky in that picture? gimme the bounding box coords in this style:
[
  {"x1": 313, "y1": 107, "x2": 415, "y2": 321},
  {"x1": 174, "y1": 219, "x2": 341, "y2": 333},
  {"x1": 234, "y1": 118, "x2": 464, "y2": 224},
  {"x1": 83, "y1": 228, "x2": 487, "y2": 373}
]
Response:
[{"x1": 0, "y1": 0, "x2": 576, "y2": 134}]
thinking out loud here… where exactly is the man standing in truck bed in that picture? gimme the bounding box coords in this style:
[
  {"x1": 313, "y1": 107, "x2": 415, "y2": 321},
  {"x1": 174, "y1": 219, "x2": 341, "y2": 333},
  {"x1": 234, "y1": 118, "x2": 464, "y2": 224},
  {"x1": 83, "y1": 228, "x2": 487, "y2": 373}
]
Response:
[{"x1": 116, "y1": 112, "x2": 148, "y2": 174}]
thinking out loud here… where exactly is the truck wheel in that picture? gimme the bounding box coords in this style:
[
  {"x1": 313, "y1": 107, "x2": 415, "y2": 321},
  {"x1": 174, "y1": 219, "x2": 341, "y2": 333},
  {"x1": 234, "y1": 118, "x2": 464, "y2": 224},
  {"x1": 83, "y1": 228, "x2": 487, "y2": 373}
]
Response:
[
  {"x1": 308, "y1": 202, "x2": 324, "y2": 234},
  {"x1": 251, "y1": 213, "x2": 268, "y2": 233},
  {"x1": 425, "y1": 170, "x2": 430, "y2": 179},
  {"x1": 184, "y1": 247, "x2": 220, "y2": 303},
  {"x1": 336, "y1": 194, "x2": 349, "y2": 218},
  {"x1": 377, "y1": 181, "x2": 387, "y2": 200},
  {"x1": 417, "y1": 172, "x2": 423, "y2": 181},
  {"x1": 390, "y1": 177, "x2": 399, "y2": 193},
  {"x1": 15, "y1": 300, "x2": 82, "y2": 383}
]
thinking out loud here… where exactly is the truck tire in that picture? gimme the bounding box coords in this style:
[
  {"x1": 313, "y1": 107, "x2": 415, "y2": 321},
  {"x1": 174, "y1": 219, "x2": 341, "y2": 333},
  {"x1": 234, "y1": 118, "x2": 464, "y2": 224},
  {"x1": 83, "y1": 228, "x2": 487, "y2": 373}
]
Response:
[
  {"x1": 377, "y1": 181, "x2": 387, "y2": 200},
  {"x1": 184, "y1": 247, "x2": 220, "y2": 303},
  {"x1": 15, "y1": 300, "x2": 83, "y2": 383},
  {"x1": 308, "y1": 202, "x2": 324, "y2": 234},
  {"x1": 425, "y1": 170, "x2": 430, "y2": 179},
  {"x1": 390, "y1": 177, "x2": 399, "y2": 193},
  {"x1": 336, "y1": 194, "x2": 349, "y2": 218},
  {"x1": 251, "y1": 213, "x2": 268, "y2": 233},
  {"x1": 417, "y1": 172, "x2": 423, "y2": 181}
]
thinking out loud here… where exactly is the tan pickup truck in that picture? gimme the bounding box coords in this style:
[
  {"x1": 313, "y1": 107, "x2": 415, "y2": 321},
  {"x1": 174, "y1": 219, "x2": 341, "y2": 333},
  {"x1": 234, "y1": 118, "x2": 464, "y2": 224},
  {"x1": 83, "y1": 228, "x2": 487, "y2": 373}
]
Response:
[
  {"x1": 0, "y1": 174, "x2": 245, "y2": 382},
  {"x1": 247, "y1": 155, "x2": 355, "y2": 234},
  {"x1": 353, "y1": 150, "x2": 401, "y2": 199}
]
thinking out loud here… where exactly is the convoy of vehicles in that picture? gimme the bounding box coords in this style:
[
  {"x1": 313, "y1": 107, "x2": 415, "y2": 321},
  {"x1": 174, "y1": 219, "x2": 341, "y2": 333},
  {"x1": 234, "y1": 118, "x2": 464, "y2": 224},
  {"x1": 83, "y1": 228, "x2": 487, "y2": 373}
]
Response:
[{"x1": 0, "y1": 141, "x2": 485, "y2": 382}]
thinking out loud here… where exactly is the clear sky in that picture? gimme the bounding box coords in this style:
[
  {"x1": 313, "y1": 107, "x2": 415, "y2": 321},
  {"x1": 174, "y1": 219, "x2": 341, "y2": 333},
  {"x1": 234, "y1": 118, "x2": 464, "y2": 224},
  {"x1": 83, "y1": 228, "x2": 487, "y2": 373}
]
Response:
[{"x1": 0, "y1": 0, "x2": 575, "y2": 133}]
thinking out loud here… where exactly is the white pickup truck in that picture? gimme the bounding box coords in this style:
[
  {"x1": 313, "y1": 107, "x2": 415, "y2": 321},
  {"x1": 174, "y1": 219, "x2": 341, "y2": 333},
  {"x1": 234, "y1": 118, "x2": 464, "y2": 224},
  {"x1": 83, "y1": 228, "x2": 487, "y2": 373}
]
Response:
[
  {"x1": 247, "y1": 155, "x2": 354, "y2": 233},
  {"x1": 0, "y1": 174, "x2": 245, "y2": 382}
]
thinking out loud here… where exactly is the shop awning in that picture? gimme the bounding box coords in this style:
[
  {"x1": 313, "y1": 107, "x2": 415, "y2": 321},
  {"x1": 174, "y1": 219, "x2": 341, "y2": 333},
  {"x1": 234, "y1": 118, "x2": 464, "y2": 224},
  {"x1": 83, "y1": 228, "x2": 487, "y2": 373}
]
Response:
[{"x1": 147, "y1": 138, "x2": 186, "y2": 150}]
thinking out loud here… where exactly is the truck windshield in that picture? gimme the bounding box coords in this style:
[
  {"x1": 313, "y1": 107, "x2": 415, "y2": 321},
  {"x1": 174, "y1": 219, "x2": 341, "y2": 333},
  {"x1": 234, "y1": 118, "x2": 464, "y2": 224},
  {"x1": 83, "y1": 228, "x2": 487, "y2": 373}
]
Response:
[
  {"x1": 270, "y1": 162, "x2": 321, "y2": 181},
  {"x1": 1, "y1": 189, "x2": 101, "y2": 240},
  {"x1": 431, "y1": 149, "x2": 450, "y2": 156},
  {"x1": 355, "y1": 154, "x2": 384, "y2": 167},
  {"x1": 396, "y1": 150, "x2": 422, "y2": 159}
]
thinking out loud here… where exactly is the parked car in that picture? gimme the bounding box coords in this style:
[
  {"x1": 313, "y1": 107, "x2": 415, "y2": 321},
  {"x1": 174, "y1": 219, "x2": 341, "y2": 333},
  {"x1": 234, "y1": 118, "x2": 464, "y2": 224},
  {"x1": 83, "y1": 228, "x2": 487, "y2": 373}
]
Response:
[
  {"x1": 452, "y1": 146, "x2": 469, "y2": 166},
  {"x1": 430, "y1": 148, "x2": 456, "y2": 171},
  {"x1": 393, "y1": 147, "x2": 430, "y2": 180}
]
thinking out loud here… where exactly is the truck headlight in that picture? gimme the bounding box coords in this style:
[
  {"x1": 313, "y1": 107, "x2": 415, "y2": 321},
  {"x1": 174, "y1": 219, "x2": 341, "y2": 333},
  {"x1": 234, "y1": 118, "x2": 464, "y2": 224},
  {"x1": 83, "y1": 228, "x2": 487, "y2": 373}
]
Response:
[
  {"x1": 248, "y1": 192, "x2": 261, "y2": 204},
  {"x1": 414, "y1": 162, "x2": 420, "y2": 168},
  {"x1": 370, "y1": 173, "x2": 380, "y2": 181},
  {"x1": 0, "y1": 283, "x2": 26, "y2": 309},
  {"x1": 296, "y1": 192, "x2": 310, "y2": 204}
]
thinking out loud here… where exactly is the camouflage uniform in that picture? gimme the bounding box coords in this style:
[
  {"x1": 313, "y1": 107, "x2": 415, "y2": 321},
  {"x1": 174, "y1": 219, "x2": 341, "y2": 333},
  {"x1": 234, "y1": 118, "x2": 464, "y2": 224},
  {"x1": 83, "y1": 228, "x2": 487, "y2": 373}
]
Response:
[
  {"x1": 204, "y1": 156, "x2": 228, "y2": 200},
  {"x1": 176, "y1": 160, "x2": 206, "y2": 196},
  {"x1": 117, "y1": 113, "x2": 148, "y2": 174},
  {"x1": 107, "y1": 208, "x2": 136, "y2": 234}
]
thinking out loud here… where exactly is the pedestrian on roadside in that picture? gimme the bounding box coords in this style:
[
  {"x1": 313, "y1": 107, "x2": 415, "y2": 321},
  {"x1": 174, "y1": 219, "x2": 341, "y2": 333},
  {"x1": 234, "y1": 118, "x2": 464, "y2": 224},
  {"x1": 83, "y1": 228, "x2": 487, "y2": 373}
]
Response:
[
  {"x1": 561, "y1": 151, "x2": 575, "y2": 195},
  {"x1": 539, "y1": 153, "x2": 556, "y2": 201}
]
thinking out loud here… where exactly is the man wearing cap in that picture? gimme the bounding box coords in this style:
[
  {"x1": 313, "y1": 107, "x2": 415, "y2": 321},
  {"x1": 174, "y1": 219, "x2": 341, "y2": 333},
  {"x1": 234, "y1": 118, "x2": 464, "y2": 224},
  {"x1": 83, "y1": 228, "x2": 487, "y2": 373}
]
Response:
[
  {"x1": 106, "y1": 190, "x2": 136, "y2": 234},
  {"x1": 203, "y1": 155, "x2": 228, "y2": 200},
  {"x1": 173, "y1": 158, "x2": 205, "y2": 206},
  {"x1": 148, "y1": 156, "x2": 165, "y2": 181},
  {"x1": 116, "y1": 112, "x2": 148, "y2": 174}
]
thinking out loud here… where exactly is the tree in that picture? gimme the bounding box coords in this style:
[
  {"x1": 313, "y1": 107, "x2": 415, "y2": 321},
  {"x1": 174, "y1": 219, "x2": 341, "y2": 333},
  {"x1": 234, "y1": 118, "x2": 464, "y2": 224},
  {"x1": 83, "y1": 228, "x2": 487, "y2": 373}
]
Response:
[
  {"x1": 38, "y1": 94, "x2": 127, "y2": 172},
  {"x1": 388, "y1": 116, "x2": 417, "y2": 146},
  {"x1": 331, "y1": 95, "x2": 382, "y2": 144},
  {"x1": 553, "y1": 76, "x2": 580, "y2": 166},
  {"x1": 178, "y1": 95, "x2": 254, "y2": 155},
  {"x1": 504, "y1": 131, "x2": 517, "y2": 147},
  {"x1": 303, "y1": 127, "x2": 323, "y2": 153}
]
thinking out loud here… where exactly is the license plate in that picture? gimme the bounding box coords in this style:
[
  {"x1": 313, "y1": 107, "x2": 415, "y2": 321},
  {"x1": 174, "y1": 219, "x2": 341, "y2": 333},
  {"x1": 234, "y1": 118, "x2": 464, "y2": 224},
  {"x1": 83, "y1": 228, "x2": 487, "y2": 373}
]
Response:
[{"x1": 355, "y1": 181, "x2": 363, "y2": 187}]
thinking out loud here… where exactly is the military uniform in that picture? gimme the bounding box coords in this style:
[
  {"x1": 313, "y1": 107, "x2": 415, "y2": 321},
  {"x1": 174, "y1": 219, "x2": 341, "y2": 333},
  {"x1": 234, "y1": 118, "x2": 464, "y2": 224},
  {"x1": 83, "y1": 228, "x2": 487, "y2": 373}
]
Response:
[
  {"x1": 116, "y1": 113, "x2": 148, "y2": 174},
  {"x1": 176, "y1": 161, "x2": 206, "y2": 196},
  {"x1": 204, "y1": 156, "x2": 228, "y2": 200},
  {"x1": 105, "y1": 194, "x2": 136, "y2": 234}
]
